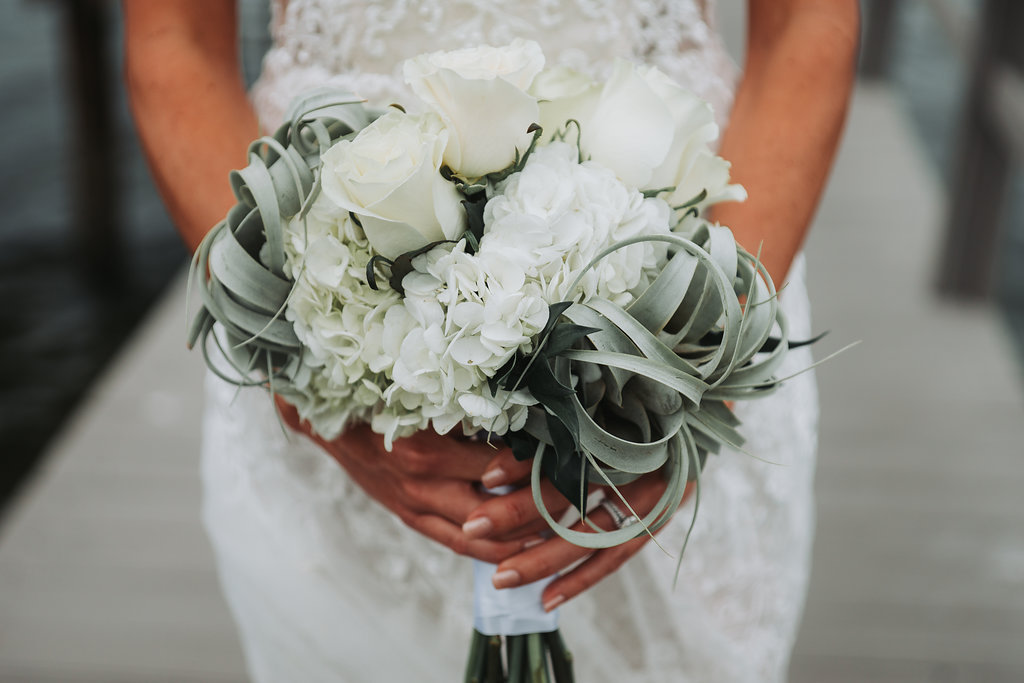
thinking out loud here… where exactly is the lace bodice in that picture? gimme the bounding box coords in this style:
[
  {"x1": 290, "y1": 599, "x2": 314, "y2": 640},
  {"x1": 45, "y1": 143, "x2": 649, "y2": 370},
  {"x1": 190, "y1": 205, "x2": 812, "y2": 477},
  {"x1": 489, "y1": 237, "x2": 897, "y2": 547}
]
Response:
[{"x1": 252, "y1": 0, "x2": 738, "y2": 132}]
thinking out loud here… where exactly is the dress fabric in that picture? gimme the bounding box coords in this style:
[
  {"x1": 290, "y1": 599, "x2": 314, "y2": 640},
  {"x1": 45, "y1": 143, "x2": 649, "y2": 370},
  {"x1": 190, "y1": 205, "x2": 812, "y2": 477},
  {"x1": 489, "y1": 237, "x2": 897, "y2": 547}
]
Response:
[{"x1": 201, "y1": 1, "x2": 821, "y2": 681}]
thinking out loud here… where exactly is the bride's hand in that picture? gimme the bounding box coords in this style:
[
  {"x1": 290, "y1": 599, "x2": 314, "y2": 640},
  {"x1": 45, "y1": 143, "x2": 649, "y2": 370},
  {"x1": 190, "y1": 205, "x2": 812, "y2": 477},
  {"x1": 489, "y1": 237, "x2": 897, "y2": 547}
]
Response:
[
  {"x1": 466, "y1": 450, "x2": 693, "y2": 610},
  {"x1": 276, "y1": 398, "x2": 530, "y2": 565}
]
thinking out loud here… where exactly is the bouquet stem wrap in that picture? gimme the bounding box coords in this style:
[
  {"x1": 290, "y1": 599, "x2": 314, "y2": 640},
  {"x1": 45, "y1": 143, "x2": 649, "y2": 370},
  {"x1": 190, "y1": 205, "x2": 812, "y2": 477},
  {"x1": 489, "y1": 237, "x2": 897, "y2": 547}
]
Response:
[
  {"x1": 466, "y1": 484, "x2": 568, "y2": 681},
  {"x1": 471, "y1": 485, "x2": 558, "y2": 637},
  {"x1": 472, "y1": 559, "x2": 558, "y2": 636},
  {"x1": 466, "y1": 577, "x2": 574, "y2": 682}
]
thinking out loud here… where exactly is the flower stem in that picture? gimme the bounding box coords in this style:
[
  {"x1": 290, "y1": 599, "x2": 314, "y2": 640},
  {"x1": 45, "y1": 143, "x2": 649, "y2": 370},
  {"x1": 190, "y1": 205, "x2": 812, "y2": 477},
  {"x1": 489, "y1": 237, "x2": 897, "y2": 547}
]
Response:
[
  {"x1": 543, "y1": 630, "x2": 575, "y2": 683},
  {"x1": 507, "y1": 635, "x2": 526, "y2": 683},
  {"x1": 464, "y1": 629, "x2": 575, "y2": 682},
  {"x1": 485, "y1": 635, "x2": 505, "y2": 682},
  {"x1": 464, "y1": 629, "x2": 487, "y2": 683},
  {"x1": 527, "y1": 633, "x2": 550, "y2": 683}
]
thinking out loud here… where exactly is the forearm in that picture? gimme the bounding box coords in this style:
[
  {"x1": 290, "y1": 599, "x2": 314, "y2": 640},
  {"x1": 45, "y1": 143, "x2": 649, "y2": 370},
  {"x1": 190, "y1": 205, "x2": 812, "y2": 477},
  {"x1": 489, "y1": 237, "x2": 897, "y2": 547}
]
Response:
[
  {"x1": 713, "y1": 1, "x2": 860, "y2": 285},
  {"x1": 123, "y1": 1, "x2": 259, "y2": 252}
]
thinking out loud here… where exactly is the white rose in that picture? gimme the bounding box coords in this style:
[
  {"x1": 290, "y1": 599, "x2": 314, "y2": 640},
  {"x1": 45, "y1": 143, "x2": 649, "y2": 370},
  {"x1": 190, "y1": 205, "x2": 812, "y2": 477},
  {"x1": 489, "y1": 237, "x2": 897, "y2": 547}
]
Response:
[
  {"x1": 538, "y1": 60, "x2": 674, "y2": 188},
  {"x1": 319, "y1": 110, "x2": 465, "y2": 260},
  {"x1": 531, "y1": 65, "x2": 596, "y2": 143},
  {"x1": 637, "y1": 66, "x2": 746, "y2": 210},
  {"x1": 404, "y1": 39, "x2": 545, "y2": 178},
  {"x1": 531, "y1": 65, "x2": 593, "y2": 101},
  {"x1": 537, "y1": 60, "x2": 745, "y2": 208}
]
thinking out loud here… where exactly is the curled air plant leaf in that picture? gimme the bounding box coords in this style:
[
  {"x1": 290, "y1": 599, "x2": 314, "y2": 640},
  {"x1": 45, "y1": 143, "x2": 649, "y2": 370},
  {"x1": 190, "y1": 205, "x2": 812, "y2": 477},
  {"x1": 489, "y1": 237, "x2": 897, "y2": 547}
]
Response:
[
  {"x1": 490, "y1": 225, "x2": 815, "y2": 555},
  {"x1": 187, "y1": 90, "x2": 375, "y2": 392}
]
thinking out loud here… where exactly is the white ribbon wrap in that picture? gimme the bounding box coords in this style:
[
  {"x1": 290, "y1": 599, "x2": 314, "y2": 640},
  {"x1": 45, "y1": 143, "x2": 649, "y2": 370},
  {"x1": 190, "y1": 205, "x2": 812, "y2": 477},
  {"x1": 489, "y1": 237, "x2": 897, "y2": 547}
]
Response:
[
  {"x1": 472, "y1": 559, "x2": 559, "y2": 636},
  {"x1": 472, "y1": 483, "x2": 559, "y2": 636}
]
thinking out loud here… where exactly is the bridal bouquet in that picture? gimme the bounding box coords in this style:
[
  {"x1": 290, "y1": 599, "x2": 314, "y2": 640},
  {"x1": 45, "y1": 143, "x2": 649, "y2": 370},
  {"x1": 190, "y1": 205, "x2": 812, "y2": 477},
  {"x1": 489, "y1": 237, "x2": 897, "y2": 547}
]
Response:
[{"x1": 189, "y1": 40, "x2": 819, "y2": 682}]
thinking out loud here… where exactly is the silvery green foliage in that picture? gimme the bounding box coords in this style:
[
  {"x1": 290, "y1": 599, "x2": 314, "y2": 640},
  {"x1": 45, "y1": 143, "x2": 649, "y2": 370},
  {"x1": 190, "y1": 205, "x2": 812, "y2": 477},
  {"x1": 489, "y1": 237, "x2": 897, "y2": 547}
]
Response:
[{"x1": 188, "y1": 90, "x2": 377, "y2": 400}]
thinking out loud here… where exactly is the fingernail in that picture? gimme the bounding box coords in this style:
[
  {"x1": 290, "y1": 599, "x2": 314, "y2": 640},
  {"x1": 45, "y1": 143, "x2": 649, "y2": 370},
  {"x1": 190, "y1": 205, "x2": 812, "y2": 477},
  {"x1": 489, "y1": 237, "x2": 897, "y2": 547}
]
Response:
[
  {"x1": 462, "y1": 517, "x2": 493, "y2": 538},
  {"x1": 481, "y1": 468, "x2": 507, "y2": 489},
  {"x1": 543, "y1": 594, "x2": 565, "y2": 612},
  {"x1": 492, "y1": 569, "x2": 521, "y2": 589},
  {"x1": 522, "y1": 537, "x2": 545, "y2": 550}
]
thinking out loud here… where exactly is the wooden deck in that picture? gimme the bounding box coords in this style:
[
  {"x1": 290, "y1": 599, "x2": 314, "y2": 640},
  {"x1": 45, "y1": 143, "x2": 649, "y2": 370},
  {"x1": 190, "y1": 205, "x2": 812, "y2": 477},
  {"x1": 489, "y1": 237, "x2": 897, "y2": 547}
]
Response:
[
  {"x1": 791, "y1": 84, "x2": 1024, "y2": 682},
  {"x1": 1, "y1": 84, "x2": 1022, "y2": 682}
]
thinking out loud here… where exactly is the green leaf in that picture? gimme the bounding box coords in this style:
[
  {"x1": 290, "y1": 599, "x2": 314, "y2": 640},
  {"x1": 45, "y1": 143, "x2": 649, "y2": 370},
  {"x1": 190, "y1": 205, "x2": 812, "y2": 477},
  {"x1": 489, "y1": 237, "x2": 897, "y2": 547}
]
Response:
[
  {"x1": 542, "y1": 323, "x2": 599, "y2": 357},
  {"x1": 462, "y1": 196, "x2": 487, "y2": 249},
  {"x1": 501, "y1": 428, "x2": 541, "y2": 463},
  {"x1": 541, "y1": 414, "x2": 588, "y2": 512},
  {"x1": 525, "y1": 357, "x2": 580, "y2": 445},
  {"x1": 386, "y1": 239, "x2": 454, "y2": 294},
  {"x1": 560, "y1": 349, "x2": 707, "y2": 406}
]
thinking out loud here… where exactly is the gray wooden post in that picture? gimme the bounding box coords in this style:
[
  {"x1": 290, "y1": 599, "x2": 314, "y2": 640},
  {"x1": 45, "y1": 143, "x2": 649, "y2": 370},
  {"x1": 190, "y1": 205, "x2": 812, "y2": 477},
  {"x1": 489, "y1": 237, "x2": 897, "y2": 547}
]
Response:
[
  {"x1": 860, "y1": 0, "x2": 900, "y2": 80},
  {"x1": 938, "y1": 0, "x2": 1024, "y2": 298},
  {"x1": 64, "y1": 0, "x2": 121, "y2": 289}
]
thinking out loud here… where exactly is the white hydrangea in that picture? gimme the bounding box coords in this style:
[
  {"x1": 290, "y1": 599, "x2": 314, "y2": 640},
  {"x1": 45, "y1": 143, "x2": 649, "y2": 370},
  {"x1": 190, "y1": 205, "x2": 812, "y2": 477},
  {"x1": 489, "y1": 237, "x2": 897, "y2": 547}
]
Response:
[
  {"x1": 281, "y1": 196, "x2": 404, "y2": 438},
  {"x1": 283, "y1": 194, "x2": 547, "y2": 446},
  {"x1": 281, "y1": 142, "x2": 677, "y2": 447},
  {"x1": 380, "y1": 241, "x2": 548, "y2": 447},
  {"x1": 480, "y1": 142, "x2": 671, "y2": 306}
]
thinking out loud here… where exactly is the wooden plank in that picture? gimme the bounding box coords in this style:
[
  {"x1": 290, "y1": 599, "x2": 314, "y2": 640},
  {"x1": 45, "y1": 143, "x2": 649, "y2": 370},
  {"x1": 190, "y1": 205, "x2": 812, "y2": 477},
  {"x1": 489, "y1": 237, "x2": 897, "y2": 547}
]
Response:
[{"x1": 795, "y1": 84, "x2": 1024, "y2": 678}]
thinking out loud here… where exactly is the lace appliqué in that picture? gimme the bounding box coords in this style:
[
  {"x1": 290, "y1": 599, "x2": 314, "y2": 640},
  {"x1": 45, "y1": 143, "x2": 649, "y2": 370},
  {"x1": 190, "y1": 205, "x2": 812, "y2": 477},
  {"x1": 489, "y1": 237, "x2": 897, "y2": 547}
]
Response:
[{"x1": 252, "y1": 0, "x2": 738, "y2": 132}]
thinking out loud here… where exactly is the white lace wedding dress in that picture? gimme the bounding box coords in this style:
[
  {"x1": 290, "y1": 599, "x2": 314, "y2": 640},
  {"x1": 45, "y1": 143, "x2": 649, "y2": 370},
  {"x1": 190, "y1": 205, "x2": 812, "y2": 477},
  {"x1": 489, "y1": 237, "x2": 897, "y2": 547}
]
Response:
[{"x1": 201, "y1": 1, "x2": 820, "y2": 681}]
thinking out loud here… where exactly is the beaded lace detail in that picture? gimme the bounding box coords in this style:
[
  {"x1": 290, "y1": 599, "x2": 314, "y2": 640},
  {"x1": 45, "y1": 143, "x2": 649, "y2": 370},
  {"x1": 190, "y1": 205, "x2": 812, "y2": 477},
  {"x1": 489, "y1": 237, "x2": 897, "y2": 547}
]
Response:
[
  {"x1": 203, "y1": 3, "x2": 820, "y2": 681},
  {"x1": 252, "y1": 0, "x2": 739, "y2": 131}
]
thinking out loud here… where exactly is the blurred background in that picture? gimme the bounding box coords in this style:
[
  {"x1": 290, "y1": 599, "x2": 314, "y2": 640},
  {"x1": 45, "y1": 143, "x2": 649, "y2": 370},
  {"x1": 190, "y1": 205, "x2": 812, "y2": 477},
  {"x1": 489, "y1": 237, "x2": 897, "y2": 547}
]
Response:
[{"x1": 0, "y1": 1, "x2": 1022, "y2": 681}]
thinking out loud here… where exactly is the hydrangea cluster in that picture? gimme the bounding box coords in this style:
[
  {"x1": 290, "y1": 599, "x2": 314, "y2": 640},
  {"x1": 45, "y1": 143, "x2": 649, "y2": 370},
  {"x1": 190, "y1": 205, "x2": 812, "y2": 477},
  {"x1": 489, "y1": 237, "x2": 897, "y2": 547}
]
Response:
[
  {"x1": 480, "y1": 142, "x2": 671, "y2": 306},
  {"x1": 281, "y1": 196, "x2": 402, "y2": 438},
  {"x1": 283, "y1": 142, "x2": 675, "y2": 445}
]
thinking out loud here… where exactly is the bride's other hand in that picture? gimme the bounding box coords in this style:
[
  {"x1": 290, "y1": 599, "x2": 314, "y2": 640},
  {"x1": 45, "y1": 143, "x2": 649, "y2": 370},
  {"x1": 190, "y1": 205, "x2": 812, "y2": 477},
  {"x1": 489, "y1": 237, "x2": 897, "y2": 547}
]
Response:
[
  {"x1": 464, "y1": 471, "x2": 687, "y2": 611},
  {"x1": 276, "y1": 399, "x2": 528, "y2": 564}
]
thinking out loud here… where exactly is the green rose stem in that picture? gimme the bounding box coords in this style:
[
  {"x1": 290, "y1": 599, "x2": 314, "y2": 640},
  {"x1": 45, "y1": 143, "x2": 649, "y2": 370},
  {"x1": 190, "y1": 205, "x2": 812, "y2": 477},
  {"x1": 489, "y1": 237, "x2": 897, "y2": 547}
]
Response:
[
  {"x1": 464, "y1": 630, "x2": 574, "y2": 683},
  {"x1": 544, "y1": 630, "x2": 575, "y2": 683},
  {"x1": 528, "y1": 633, "x2": 551, "y2": 683},
  {"x1": 486, "y1": 635, "x2": 504, "y2": 682},
  {"x1": 465, "y1": 630, "x2": 486, "y2": 682},
  {"x1": 507, "y1": 635, "x2": 525, "y2": 682}
]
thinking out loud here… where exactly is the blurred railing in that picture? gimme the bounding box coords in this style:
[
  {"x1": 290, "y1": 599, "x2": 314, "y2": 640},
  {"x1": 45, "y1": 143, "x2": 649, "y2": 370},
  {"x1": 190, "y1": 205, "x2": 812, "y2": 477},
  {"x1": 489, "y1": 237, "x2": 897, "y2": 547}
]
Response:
[
  {"x1": 862, "y1": 0, "x2": 1024, "y2": 299},
  {"x1": 60, "y1": 0, "x2": 121, "y2": 289}
]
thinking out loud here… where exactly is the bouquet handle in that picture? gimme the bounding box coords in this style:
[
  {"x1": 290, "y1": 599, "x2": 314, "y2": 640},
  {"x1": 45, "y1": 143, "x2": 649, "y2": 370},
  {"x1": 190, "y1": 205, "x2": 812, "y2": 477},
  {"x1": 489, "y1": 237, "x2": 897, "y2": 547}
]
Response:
[
  {"x1": 465, "y1": 484, "x2": 573, "y2": 682},
  {"x1": 471, "y1": 558, "x2": 558, "y2": 636}
]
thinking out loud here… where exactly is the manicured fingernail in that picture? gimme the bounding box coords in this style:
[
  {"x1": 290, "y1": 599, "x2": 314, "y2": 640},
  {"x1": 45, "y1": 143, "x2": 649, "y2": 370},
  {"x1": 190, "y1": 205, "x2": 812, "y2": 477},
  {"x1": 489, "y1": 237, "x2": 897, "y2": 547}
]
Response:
[
  {"x1": 522, "y1": 537, "x2": 545, "y2": 550},
  {"x1": 492, "y1": 569, "x2": 521, "y2": 589},
  {"x1": 481, "y1": 468, "x2": 507, "y2": 489},
  {"x1": 543, "y1": 595, "x2": 565, "y2": 612},
  {"x1": 462, "y1": 517, "x2": 494, "y2": 538}
]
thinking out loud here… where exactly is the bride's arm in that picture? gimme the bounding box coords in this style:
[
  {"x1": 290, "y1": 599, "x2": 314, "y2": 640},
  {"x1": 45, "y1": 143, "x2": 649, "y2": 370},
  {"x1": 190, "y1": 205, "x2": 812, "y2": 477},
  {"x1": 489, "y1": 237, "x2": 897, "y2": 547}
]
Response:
[
  {"x1": 466, "y1": 0, "x2": 860, "y2": 605},
  {"x1": 123, "y1": 0, "x2": 528, "y2": 565},
  {"x1": 123, "y1": 0, "x2": 259, "y2": 251},
  {"x1": 714, "y1": 0, "x2": 860, "y2": 284}
]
